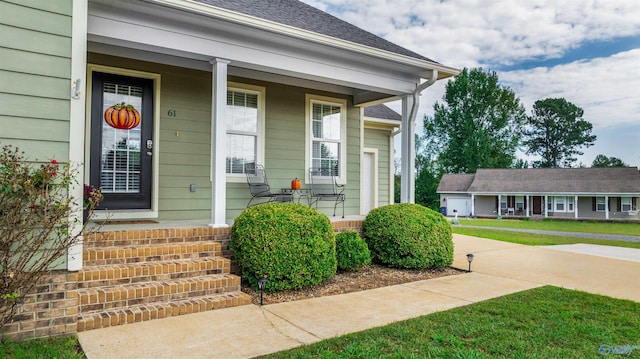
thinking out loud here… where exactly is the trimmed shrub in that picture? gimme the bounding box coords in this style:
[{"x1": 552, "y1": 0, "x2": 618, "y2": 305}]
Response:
[
  {"x1": 230, "y1": 203, "x2": 336, "y2": 291},
  {"x1": 335, "y1": 231, "x2": 371, "y2": 271},
  {"x1": 364, "y1": 203, "x2": 453, "y2": 269}
]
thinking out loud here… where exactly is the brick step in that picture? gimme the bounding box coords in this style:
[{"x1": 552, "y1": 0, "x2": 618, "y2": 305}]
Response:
[
  {"x1": 83, "y1": 227, "x2": 227, "y2": 249},
  {"x1": 76, "y1": 291, "x2": 252, "y2": 332},
  {"x1": 78, "y1": 257, "x2": 230, "y2": 288},
  {"x1": 77, "y1": 274, "x2": 241, "y2": 313},
  {"x1": 83, "y1": 241, "x2": 222, "y2": 266}
]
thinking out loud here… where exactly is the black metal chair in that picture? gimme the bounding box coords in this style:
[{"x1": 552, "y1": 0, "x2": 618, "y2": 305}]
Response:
[
  {"x1": 246, "y1": 164, "x2": 292, "y2": 207},
  {"x1": 309, "y1": 167, "x2": 345, "y2": 218}
]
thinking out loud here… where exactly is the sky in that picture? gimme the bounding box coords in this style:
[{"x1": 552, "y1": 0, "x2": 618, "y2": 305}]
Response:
[{"x1": 301, "y1": 0, "x2": 640, "y2": 169}]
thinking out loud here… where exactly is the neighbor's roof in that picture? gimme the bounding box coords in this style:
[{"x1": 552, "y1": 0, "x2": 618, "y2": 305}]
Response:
[
  {"x1": 438, "y1": 168, "x2": 640, "y2": 194},
  {"x1": 437, "y1": 174, "x2": 476, "y2": 193},
  {"x1": 194, "y1": 0, "x2": 435, "y2": 63},
  {"x1": 364, "y1": 104, "x2": 402, "y2": 121}
]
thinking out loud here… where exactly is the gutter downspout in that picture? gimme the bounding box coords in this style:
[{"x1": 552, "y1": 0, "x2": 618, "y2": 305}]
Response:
[{"x1": 400, "y1": 70, "x2": 438, "y2": 203}]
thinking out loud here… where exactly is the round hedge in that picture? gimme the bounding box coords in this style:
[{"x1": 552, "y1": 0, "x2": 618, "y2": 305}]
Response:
[
  {"x1": 230, "y1": 203, "x2": 336, "y2": 291},
  {"x1": 363, "y1": 203, "x2": 453, "y2": 269},
  {"x1": 335, "y1": 230, "x2": 371, "y2": 271}
]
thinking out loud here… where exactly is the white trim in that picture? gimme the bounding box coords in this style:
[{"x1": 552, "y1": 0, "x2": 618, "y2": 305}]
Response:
[
  {"x1": 210, "y1": 59, "x2": 230, "y2": 228},
  {"x1": 389, "y1": 132, "x2": 395, "y2": 204},
  {"x1": 361, "y1": 148, "x2": 378, "y2": 214},
  {"x1": 225, "y1": 82, "x2": 266, "y2": 183},
  {"x1": 149, "y1": 0, "x2": 459, "y2": 78},
  {"x1": 85, "y1": 64, "x2": 162, "y2": 220},
  {"x1": 67, "y1": 0, "x2": 89, "y2": 271},
  {"x1": 304, "y1": 94, "x2": 348, "y2": 184}
]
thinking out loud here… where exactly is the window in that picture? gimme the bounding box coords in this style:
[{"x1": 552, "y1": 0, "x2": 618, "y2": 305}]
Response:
[
  {"x1": 547, "y1": 197, "x2": 553, "y2": 212},
  {"x1": 306, "y1": 95, "x2": 347, "y2": 182},
  {"x1": 621, "y1": 197, "x2": 632, "y2": 212},
  {"x1": 567, "y1": 197, "x2": 574, "y2": 212},
  {"x1": 555, "y1": 197, "x2": 565, "y2": 211},
  {"x1": 226, "y1": 83, "x2": 265, "y2": 179},
  {"x1": 515, "y1": 196, "x2": 524, "y2": 211},
  {"x1": 500, "y1": 197, "x2": 507, "y2": 210},
  {"x1": 596, "y1": 197, "x2": 606, "y2": 212}
]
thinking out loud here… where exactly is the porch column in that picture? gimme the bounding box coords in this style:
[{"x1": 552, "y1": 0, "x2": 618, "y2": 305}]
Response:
[
  {"x1": 575, "y1": 195, "x2": 579, "y2": 218},
  {"x1": 67, "y1": 0, "x2": 89, "y2": 271},
  {"x1": 544, "y1": 195, "x2": 548, "y2": 217},
  {"x1": 471, "y1": 194, "x2": 475, "y2": 216},
  {"x1": 526, "y1": 195, "x2": 530, "y2": 217},
  {"x1": 497, "y1": 194, "x2": 501, "y2": 216},
  {"x1": 209, "y1": 58, "x2": 230, "y2": 228},
  {"x1": 605, "y1": 195, "x2": 609, "y2": 220},
  {"x1": 400, "y1": 95, "x2": 415, "y2": 203}
]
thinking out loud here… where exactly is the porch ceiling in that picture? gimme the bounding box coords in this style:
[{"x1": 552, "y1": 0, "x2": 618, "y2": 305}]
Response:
[{"x1": 87, "y1": 0, "x2": 451, "y2": 105}]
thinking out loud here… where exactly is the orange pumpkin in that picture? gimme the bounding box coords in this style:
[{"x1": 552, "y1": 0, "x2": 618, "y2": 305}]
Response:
[
  {"x1": 104, "y1": 102, "x2": 141, "y2": 130},
  {"x1": 291, "y1": 178, "x2": 301, "y2": 190}
]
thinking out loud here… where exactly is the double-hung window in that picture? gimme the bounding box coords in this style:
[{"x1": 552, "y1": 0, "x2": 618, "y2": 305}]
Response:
[
  {"x1": 306, "y1": 95, "x2": 347, "y2": 182},
  {"x1": 555, "y1": 197, "x2": 565, "y2": 211},
  {"x1": 596, "y1": 197, "x2": 606, "y2": 212},
  {"x1": 567, "y1": 197, "x2": 574, "y2": 212},
  {"x1": 226, "y1": 83, "x2": 265, "y2": 179},
  {"x1": 621, "y1": 197, "x2": 632, "y2": 212}
]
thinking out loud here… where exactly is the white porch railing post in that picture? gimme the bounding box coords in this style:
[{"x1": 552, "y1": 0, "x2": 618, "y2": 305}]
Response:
[
  {"x1": 605, "y1": 195, "x2": 609, "y2": 220},
  {"x1": 575, "y1": 195, "x2": 578, "y2": 218},
  {"x1": 209, "y1": 58, "x2": 230, "y2": 228}
]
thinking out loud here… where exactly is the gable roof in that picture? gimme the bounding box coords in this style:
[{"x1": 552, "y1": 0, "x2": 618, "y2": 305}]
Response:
[
  {"x1": 194, "y1": 0, "x2": 434, "y2": 63},
  {"x1": 438, "y1": 168, "x2": 640, "y2": 195},
  {"x1": 437, "y1": 174, "x2": 476, "y2": 193},
  {"x1": 364, "y1": 104, "x2": 402, "y2": 121}
]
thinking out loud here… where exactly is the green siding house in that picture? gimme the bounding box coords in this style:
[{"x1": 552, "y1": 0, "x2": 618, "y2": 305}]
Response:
[
  {"x1": 2, "y1": 0, "x2": 458, "y2": 230},
  {"x1": 1, "y1": 0, "x2": 458, "y2": 338}
]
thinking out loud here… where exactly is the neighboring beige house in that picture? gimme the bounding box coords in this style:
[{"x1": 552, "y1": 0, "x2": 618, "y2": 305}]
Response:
[{"x1": 437, "y1": 168, "x2": 640, "y2": 220}]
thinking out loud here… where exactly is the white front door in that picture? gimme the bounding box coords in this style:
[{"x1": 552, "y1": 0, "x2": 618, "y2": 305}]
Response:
[{"x1": 361, "y1": 150, "x2": 377, "y2": 214}]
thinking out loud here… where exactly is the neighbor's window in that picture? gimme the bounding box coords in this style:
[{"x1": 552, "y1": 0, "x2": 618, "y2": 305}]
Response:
[
  {"x1": 567, "y1": 196, "x2": 574, "y2": 212},
  {"x1": 596, "y1": 197, "x2": 606, "y2": 212},
  {"x1": 515, "y1": 196, "x2": 524, "y2": 211},
  {"x1": 226, "y1": 84, "x2": 264, "y2": 177},
  {"x1": 547, "y1": 197, "x2": 553, "y2": 212},
  {"x1": 500, "y1": 197, "x2": 507, "y2": 210},
  {"x1": 621, "y1": 197, "x2": 632, "y2": 212},
  {"x1": 306, "y1": 95, "x2": 347, "y2": 182},
  {"x1": 555, "y1": 196, "x2": 565, "y2": 212}
]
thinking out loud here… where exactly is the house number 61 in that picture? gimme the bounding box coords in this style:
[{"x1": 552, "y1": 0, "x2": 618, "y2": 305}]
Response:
[{"x1": 167, "y1": 109, "x2": 176, "y2": 117}]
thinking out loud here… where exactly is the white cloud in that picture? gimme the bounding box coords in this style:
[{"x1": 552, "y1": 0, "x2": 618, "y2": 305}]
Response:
[
  {"x1": 499, "y1": 49, "x2": 640, "y2": 129},
  {"x1": 302, "y1": 0, "x2": 640, "y2": 68}
]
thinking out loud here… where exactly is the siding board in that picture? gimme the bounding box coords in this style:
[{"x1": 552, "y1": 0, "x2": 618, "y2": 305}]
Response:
[
  {"x1": 0, "y1": 24, "x2": 71, "y2": 57},
  {"x1": 0, "y1": 47, "x2": 70, "y2": 79},
  {"x1": 0, "y1": 70, "x2": 69, "y2": 99},
  {"x1": 0, "y1": 1, "x2": 71, "y2": 36}
]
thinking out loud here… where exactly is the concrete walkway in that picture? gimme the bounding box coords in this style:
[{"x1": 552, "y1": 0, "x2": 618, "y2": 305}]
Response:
[{"x1": 78, "y1": 234, "x2": 640, "y2": 359}]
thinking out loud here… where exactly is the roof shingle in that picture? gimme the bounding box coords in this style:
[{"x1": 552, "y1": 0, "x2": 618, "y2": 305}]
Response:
[{"x1": 438, "y1": 168, "x2": 640, "y2": 194}]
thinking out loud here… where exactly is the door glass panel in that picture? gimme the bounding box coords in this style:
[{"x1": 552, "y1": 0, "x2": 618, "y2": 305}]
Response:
[{"x1": 101, "y1": 83, "x2": 143, "y2": 193}]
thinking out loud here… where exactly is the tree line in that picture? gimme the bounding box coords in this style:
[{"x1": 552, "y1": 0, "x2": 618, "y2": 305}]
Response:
[{"x1": 396, "y1": 67, "x2": 630, "y2": 209}]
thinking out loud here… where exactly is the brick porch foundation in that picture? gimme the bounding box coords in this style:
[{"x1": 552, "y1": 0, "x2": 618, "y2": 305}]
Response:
[{"x1": 0, "y1": 219, "x2": 364, "y2": 340}]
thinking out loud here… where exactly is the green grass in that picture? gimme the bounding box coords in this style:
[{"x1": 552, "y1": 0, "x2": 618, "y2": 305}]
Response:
[
  {"x1": 458, "y1": 218, "x2": 640, "y2": 236},
  {"x1": 453, "y1": 227, "x2": 640, "y2": 249},
  {"x1": 261, "y1": 286, "x2": 640, "y2": 358},
  {"x1": 0, "y1": 336, "x2": 84, "y2": 359}
]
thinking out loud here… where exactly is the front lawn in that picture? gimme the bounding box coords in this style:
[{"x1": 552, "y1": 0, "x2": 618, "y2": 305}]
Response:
[
  {"x1": 453, "y1": 227, "x2": 640, "y2": 249},
  {"x1": 261, "y1": 286, "x2": 640, "y2": 358},
  {"x1": 0, "y1": 336, "x2": 84, "y2": 359},
  {"x1": 458, "y1": 218, "x2": 640, "y2": 236}
]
